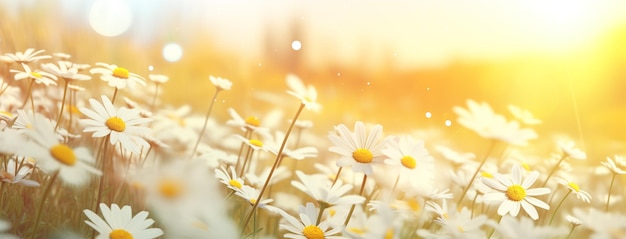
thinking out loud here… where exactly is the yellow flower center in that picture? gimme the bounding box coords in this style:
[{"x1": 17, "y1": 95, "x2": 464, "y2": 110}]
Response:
[
  {"x1": 506, "y1": 184, "x2": 526, "y2": 201},
  {"x1": 109, "y1": 229, "x2": 133, "y2": 239},
  {"x1": 480, "y1": 171, "x2": 494, "y2": 178},
  {"x1": 245, "y1": 116, "x2": 260, "y2": 127},
  {"x1": 167, "y1": 113, "x2": 186, "y2": 127},
  {"x1": 50, "y1": 144, "x2": 77, "y2": 166},
  {"x1": 384, "y1": 229, "x2": 394, "y2": 239},
  {"x1": 229, "y1": 179, "x2": 242, "y2": 189},
  {"x1": 249, "y1": 139, "x2": 263, "y2": 147},
  {"x1": 521, "y1": 162, "x2": 531, "y2": 171},
  {"x1": 159, "y1": 178, "x2": 183, "y2": 199},
  {"x1": 303, "y1": 225, "x2": 325, "y2": 239},
  {"x1": 112, "y1": 67, "x2": 129, "y2": 79},
  {"x1": 457, "y1": 226, "x2": 465, "y2": 233},
  {"x1": 348, "y1": 227, "x2": 366, "y2": 235},
  {"x1": 105, "y1": 117, "x2": 126, "y2": 132},
  {"x1": 328, "y1": 208, "x2": 336, "y2": 217},
  {"x1": 407, "y1": 198, "x2": 420, "y2": 211},
  {"x1": 568, "y1": 182, "x2": 580, "y2": 192},
  {"x1": 30, "y1": 72, "x2": 42, "y2": 78},
  {"x1": 249, "y1": 198, "x2": 256, "y2": 205},
  {"x1": 400, "y1": 155, "x2": 416, "y2": 169},
  {"x1": 352, "y1": 148, "x2": 373, "y2": 163}
]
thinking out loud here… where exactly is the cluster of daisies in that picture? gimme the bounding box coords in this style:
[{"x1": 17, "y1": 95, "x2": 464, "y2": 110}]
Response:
[{"x1": 0, "y1": 48, "x2": 625, "y2": 239}]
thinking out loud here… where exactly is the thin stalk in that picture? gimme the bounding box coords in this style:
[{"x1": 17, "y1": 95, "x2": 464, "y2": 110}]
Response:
[
  {"x1": 240, "y1": 103, "x2": 305, "y2": 234},
  {"x1": 542, "y1": 154, "x2": 567, "y2": 187},
  {"x1": 54, "y1": 79, "x2": 69, "y2": 131},
  {"x1": 331, "y1": 167, "x2": 343, "y2": 187},
  {"x1": 549, "y1": 190, "x2": 571, "y2": 225},
  {"x1": 190, "y1": 89, "x2": 221, "y2": 159},
  {"x1": 30, "y1": 171, "x2": 59, "y2": 239},
  {"x1": 344, "y1": 174, "x2": 367, "y2": 226},
  {"x1": 606, "y1": 172, "x2": 617, "y2": 212},
  {"x1": 456, "y1": 140, "x2": 497, "y2": 207}
]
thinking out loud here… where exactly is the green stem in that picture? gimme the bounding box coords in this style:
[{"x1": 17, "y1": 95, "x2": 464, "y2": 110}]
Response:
[
  {"x1": 344, "y1": 174, "x2": 367, "y2": 227},
  {"x1": 30, "y1": 171, "x2": 59, "y2": 239},
  {"x1": 487, "y1": 215, "x2": 502, "y2": 239},
  {"x1": 54, "y1": 79, "x2": 69, "y2": 131},
  {"x1": 606, "y1": 172, "x2": 616, "y2": 212},
  {"x1": 316, "y1": 202, "x2": 328, "y2": 225},
  {"x1": 456, "y1": 140, "x2": 497, "y2": 207},
  {"x1": 565, "y1": 225, "x2": 577, "y2": 239},
  {"x1": 549, "y1": 190, "x2": 571, "y2": 225},
  {"x1": 240, "y1": 103, "x2": 305, "y2": 235},
  {"x1": 190, "y1": 89, "x2": 221, "y2": 159},
  {"x1": 542, "y1": 154, "x2": 567, "y2": 187}
]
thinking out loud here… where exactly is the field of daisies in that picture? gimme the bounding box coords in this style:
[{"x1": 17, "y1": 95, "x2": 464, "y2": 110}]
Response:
[{"x1": 0, "y1": 47, "x2": 625, "y2": 239}]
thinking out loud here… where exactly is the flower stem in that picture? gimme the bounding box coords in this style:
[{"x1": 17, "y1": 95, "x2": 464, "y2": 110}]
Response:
[
  {"x1": 316, "y1": 202, "x2": 329, "y2": 225},
  {"x1": 606, "y1": 172, "x2": 616, "y2": 212},
  {"x1": 30, "y1": 171, "x2": 59, "y2": 239},
  {"x1": 542, "y1": 154, "x2": 567, "y2": 187},
  {"x1": 344, "y1": 174, "x2": 367, "y2": 227},
  {"x1": 549, "y1": 190, "x2": 571, "y2": 225},
  {"x1": 54, "y1": 79, "x2": 69, "y2": 131},
  {"x1": 565, "y1": 225, "x2": 577, "y2": 239},
  {"x1": 331, "y1": 167, "x2": 343, "y2": 187},
  {"x1": 456, "y1": 140, "x2": 497, "y2": 207},
  {"x1": 190, "y1": 89, "x2": 221, "y2": 159},
  {"x1": 241, "y1": 103, "x2": 305, "y2": 234}
]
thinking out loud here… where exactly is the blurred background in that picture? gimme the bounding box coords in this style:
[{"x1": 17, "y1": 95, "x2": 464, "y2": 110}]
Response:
[{"x1": 2, "y1": 0, "x2": 626, "y2": 160}]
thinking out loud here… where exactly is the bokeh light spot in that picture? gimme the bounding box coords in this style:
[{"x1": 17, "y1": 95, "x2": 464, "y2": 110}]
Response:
[
  {"x1": 425, "y1": 112, "x2": 432, "y2": 118},
  {"x1": 162, "y1": 43, "x2": 183, "y2": 62},
  {"x1": 291, "y1": 40, "x2": 302, "y2": 51},
  {"x1": 445, "y1": 120, "x2": 452, "y2": 127},
  {"x1": 88, "y1": 0, "x2": 132, "y2": 37}
]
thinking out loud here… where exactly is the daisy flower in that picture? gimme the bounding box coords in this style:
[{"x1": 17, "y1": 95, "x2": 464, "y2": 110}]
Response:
[
  {"x1": 148, "y1": 74, "x2": 169, "y2": 84},
  {"x1": 558, "y1": 141, "x2": 586, "y2": 160},
  {"x1": 90, "y1": 62, "x2": 146, "y2": 89},
  {"x1": 83, "y1": 203, "x2": 163, "y2": 239},
  {"x1": 79, "y1": 95, "x2": 152, "y2": 153},
  {"x1": 419, "y1": 203, "x2": 489, "y2": 239},
  {"x1": 21, "y1": 114, "x2": 101, "y2": 186},
  {"x1": 10, "y1": 64, "x2": 58, "y2": 86},
  {"x1": 328, "y1": 121, "x2": 386, "y2": 175},
  {"x1": 453, "y1": 99, "x2": 537, "y2": 146},
  {"x1": 481, "y1": 165, "x2": 550, "y2": 220},
  {"x1": 508, "y1": 104, "x2": 542, "y2": 125},
  {"x1": 286, "y1": 74, "x2": 321, "y2": 111},
  {"x1": 0, "y1": 157, "x2": 40, "y2": 187},
  {"x1": 40, "y1": 61, "x2": 91, "y2": 81},
  {"x1": 601, "y1": 155, "x2": 626, "y2": 174},
  {"x1": 2, "y1": 48, "x2": 51, "y2": 64},
  {"x1": 291, "y1": 170, "x2": 365, "y2": 207},
  {"x1": 225, "y1": 107, "x2": 269, "y2": 133},
  {"x1": 490, "y1": 216, "x2": 567, "y2": 239},
  {"x1": 209, "y1": 75, "x2": 232, "y2": 91},
  {"x1": 215, "y1": 165, "x2": 245, "y2": 192},
  {"x1": 279, "y1": 202, "x2": 344, "y2": 239},
  {"x1": 554, "y1": 177, "x2": 592, "y2": 203},
  {"x1": 234, "y1": 185, "x2": 282, "y2": 214}
]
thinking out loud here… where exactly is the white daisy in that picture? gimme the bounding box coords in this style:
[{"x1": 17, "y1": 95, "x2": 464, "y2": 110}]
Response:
[
  {"x1": 148, "y1": 74, "x2": 169, "y2": 83},
  {"x1": 215, "y1": 165, "x2": 245, "y2": 192},
  {"x1": 79, "y1": 95, "x2": 152, "y2": 153},
  {"x1": 554, "y1": 178, "x2": 592, "y2": 203},
  {"x1": 328, "y1": 121, "x2": 386, "y2": 175},
  {"x1": 420, "y1": 202, "x2": 489, "y2": 239},
  {"x1": 602, "y1": 156, "x2": 626, "y2": 174},
  {"x1": 10, "y1": 64, "x2": 58, "y2": 86},
  {"x1": 225, "y1": 107, "x2": 270, "y2": 133},
  {"x1": 279, "y1": 202, "x2": 344, "y2": 239},
  {"x1": 209, "y1": 75, "x2": 232, "y2": 91},
  {"x1": 481, "y1": 165, "x2": 550, "y2": 220},
  {"x1": 508, "y1": 104, "x2": 542, "y2": 125},
  {"x1": 40, "y1": 61, "x2": 91, "y2": 81},
  {"x1": 558, "y1": 141, "x2": 586, "y2": 160},
  {"x1": 2, "y1": 48, "x2": 51, "y2": 64},
  {"x1": 83, "y1": 203, "x2": 163, "y2": 239},
  {"x1": 573, "y1": 207, "x2": 626, "y2": 239},
  {"x1": 453, "y1": 99, "x2": 537, "y2": 146},
  {"x1": 0, "y1": 157, "x2": 40, "y2": 187},
  {"x1": 490, "y1": 216, "x2": 567, "y2": 239},
  {"x1": 90, "y1": 62, "x2": 146, "y2": 89},
  {"x1": 286, "y1": 74, "x2": 321, "y2": 111},
  {"x1": 234, "y1": 185, "x2": 282, "y2": 214},
  {"x1": 292, "y1": 170, "x2": 365, "y2": 207},
  {"x1": 20, "y1": 115, "x2": 101, "y2": 186}
]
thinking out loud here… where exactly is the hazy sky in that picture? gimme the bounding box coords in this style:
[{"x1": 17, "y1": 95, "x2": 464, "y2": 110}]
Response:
[{"x1": 5, "y1": 0, "x2": 626, "y2": 68}]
